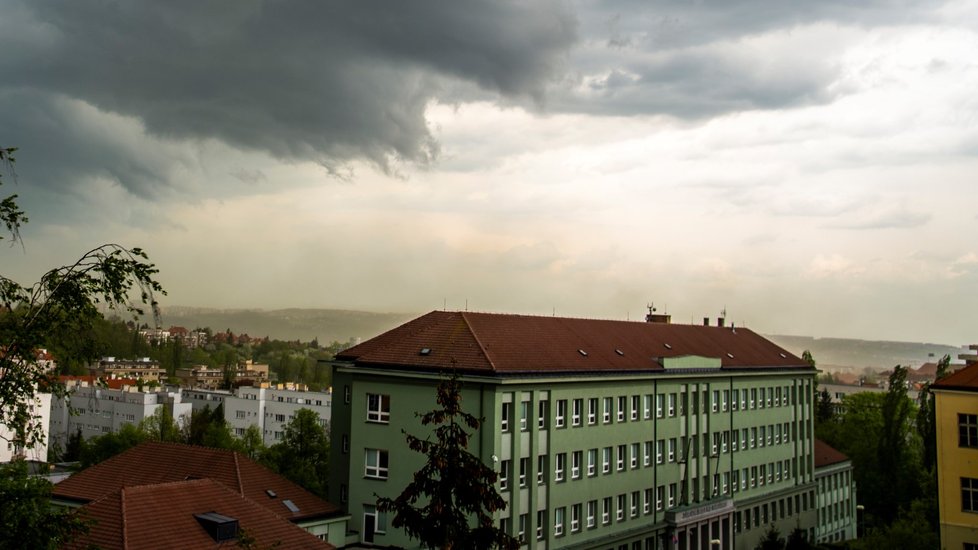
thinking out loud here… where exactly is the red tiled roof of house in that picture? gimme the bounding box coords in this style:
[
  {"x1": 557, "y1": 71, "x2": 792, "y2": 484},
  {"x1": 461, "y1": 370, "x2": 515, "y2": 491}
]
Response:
[
  {"x1": 65, "y1": 478, "x2": 333, "y2": 550},
  {"x1": 58, "y1": 375, "x2": 139, "y2": 390},
  {"x1": 52, "y1": 442, "x2": 340, "y2": 522},
  {"x1": 814, "y1": 439, "x2": 850, "y2": 468},
  {"x1": 931, "y1": 362, "x2": 978, "y2": 392},
  {"x1": 337, "y1": 310, "x2": 807, "y2": 374}
]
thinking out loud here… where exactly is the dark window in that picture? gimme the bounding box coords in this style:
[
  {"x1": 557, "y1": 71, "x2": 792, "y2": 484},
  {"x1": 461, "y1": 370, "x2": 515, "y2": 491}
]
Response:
[
  {"x1": 963, "y1": 477, "x2": 978, "y2": 513},
  {"x1": 960, "y1": 414, "x2": 978, "y2": 448}
]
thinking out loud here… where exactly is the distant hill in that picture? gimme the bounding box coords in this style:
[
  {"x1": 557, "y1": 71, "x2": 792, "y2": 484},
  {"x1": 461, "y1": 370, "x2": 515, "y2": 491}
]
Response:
[
  {"x1": 158, "y1": 306, "x2": 417, "y2": 344},
  {"x1": 765, "y1": 334, "x2": 965, "y2": 371}
]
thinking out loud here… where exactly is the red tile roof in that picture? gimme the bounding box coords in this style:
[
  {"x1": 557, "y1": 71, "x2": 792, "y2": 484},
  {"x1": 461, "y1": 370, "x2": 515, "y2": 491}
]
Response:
[
  {"x1": 931, "y1": 362, "x2": 978, "y2": 392},
  {"x1": 66, "y1": 478, "x2": 332, "y2": 550},
  {"x1": 52, "y1": 442, "x2": 340, "y2": 522},
  {"x1": 813, "y1": 439, "x2": 850, "y2": 468},
  {"x1": 58, "y1": 375, "x2": 140, "y2": 389},
  {"x1": 337, "y1": 310, "x2": 807, "y2": 374}
]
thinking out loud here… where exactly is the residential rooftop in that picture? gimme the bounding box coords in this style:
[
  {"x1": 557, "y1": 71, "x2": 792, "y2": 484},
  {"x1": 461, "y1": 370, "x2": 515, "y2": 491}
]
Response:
[
  {"x1": 931, "y1": 361, "x2": 978, "y2": 392},
  {"x1": 813, "y1": 439, "x2": 850, "y2": 468}
]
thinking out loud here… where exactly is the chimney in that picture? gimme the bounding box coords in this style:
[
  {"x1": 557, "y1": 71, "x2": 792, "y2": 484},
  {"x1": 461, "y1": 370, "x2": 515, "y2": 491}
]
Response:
[
  {"x1": 703, "y1": 317, "x2": 710, "y2": 326},
  {"x1": 717, "y1": 317, "x2": 725, "y2": 328}
]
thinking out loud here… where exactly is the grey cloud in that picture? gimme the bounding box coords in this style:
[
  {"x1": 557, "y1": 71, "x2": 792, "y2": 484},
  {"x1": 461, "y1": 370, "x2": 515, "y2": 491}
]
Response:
[{"x1": 0, "y1": 0, "x2": 576, "y2": 193}]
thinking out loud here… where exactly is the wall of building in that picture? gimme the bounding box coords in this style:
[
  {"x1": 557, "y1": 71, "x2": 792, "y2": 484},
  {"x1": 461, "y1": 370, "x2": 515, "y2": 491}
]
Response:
[
  {"x1": 223, "y1": 386, "x2": 332, "y2": 446},
  {"x1": 935, "y1": 388, "x2": 978, "y2": 549},
  {"x1": 0, "y1": 392, "x2": 51, "y2": 462},
  {"x1": 814, "y1": 461, "x2": 857, "y2": 544},
  {"x1": 331, "y1": 366, "x2": 818, "y2": 550}
]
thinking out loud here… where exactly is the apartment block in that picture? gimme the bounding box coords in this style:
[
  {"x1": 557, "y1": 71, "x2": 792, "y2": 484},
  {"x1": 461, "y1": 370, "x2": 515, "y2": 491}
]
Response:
[
  {"x1": 329, "y1": 311, "x2": 819, "y2": 550},
  {"x1": 224, "y1": 385, "x2": 332, "y2": 446},
  {"x1": 812, "y1": 439, "x2": 856, "y2": 544},
  {"x1": 0, "y1": 391, "x2": 51, "y2": 462},
  {"x1": 932, "y1": 357, "x2": 978, "y2": 549}
]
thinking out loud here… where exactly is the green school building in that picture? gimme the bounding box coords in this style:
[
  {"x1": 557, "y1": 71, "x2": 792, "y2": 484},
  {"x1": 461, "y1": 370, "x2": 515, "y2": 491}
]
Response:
[{"x1": 330, "y1": 311, "x2": 819, "y2": 549}]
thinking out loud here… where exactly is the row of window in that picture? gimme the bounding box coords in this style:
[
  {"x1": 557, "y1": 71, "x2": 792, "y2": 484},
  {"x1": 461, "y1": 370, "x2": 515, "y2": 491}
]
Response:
[
  {"x1": 734, "y1": 491, "x2": 816, "y2": 533},
  {"x1": 550, "y1": 490, "x2": 656, "y2": 538},
  {"x1": 817, "y1": 496, "x2": 853, "y2": 524}
]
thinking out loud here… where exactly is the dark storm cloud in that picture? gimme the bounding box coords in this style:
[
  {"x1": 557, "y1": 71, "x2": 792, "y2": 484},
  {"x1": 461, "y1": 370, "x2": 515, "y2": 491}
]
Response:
[{"x1": 0, "y1": 0, "x2": 576, "y2": 192}]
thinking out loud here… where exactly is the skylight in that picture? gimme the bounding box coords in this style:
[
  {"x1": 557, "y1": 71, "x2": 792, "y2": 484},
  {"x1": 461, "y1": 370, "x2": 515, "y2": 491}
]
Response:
[
  {"x1": 726, "y1": 353, "x2": 734, "y2": 358},
  {"x1": 663, "y1": 343, "x2": 673, "y2": 350},
  {"x1": 283, "y1": 499, "x2": 300, "y2": 513},
  {"x1": 266, "y1": 489, "x2": 277, "y2": 498},
  {"x1": 419, "y1": 348, "x2": 431, "y2": 356},
  {"x1": 578, "y1": 349, "x2": 588, "y2": 357},
  {"x1": 614, "y1": 349, "x2": 624, "y2": 356}
]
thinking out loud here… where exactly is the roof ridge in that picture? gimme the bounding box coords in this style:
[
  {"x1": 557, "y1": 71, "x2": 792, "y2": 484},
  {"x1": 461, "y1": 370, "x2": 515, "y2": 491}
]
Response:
[
  {"x1": 120, "y1": 486, "x2": 129, "y2": 550},
  {"x1": 459, "y1": 311, "x2": 496, "y2": 371},
  {"x1": 234, "y1": 451, "x2": 244, "y2": 495}
]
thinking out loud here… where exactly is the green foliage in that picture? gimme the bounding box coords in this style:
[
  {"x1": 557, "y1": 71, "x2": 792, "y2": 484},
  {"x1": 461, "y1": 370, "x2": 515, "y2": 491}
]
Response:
[
  {"x1": 261, "y1": 408, "x2": 330, "y2": 498},
  {"x1": 849, "y1": 498, "x2": 938, "y2": 550},
  {"x1": 377, "y1": 374, "x2": 519, "y2": 550},
  {"x1": 784, "y1": 527, "x2": 813, "y2": 550},
  {"x1": 754, "y1": 524, "x2": 784, "y2": 550},
  {"x1": 815, "y1": 388, "x2": 833, "y2": 425},
  {"x1": 78, "y1": 423, "x2": 150, "y2": 468},
  {"x1": 238, "y1": 424, "x2": 266, "y2": 460},
  {"x1": 182, "y1": 404, "x2": 235, "y2": 449},
  {"x1": 0, "y1": 461, "x2": 89, "y2": 550},
  {"x1": 917, "y1": 354, "x2": 950, "y2": 472}
]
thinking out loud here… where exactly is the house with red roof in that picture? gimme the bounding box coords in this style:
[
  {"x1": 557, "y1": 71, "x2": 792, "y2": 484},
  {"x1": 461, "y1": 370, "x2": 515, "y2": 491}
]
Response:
[
  {"x1": 52, "y1": 441, "x2": 349, "y2": 546},
  {"x1": 330, "y1": 310, "x2": 820, "y2": 550}
]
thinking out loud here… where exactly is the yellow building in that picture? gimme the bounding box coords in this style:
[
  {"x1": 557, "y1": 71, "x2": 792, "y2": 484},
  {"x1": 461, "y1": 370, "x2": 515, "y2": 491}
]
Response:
[{"x1": 932, "y1": 355, "x2": 978, "y2": 550}]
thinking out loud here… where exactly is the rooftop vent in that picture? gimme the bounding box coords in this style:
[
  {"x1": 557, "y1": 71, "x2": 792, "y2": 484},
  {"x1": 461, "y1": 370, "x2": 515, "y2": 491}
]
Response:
[
  {"x1": 578, "y1": 349, "x2": 588, "y2": 357},
  {"x1": 419, "y1": 348, "x2": 431, "y2": 356},
  {"x1": 779, "y1": 353, "x2": 787, "y2": 358},
  {"x1": 663, "y1": 343, "x2": 673, "y2": 350},
  {"x1": 194, "y1": 512, "x2": 239, "y2": 542},
  {"x1": 726, "y1": 353, "x2": 734, "y2": 359},
  {"x1": 265, "y1": 489, "x2": 277, "y2": 498},
  {"x1": 283, "y1": 499, "x2": 300, "y2": 513},
  {"x1": 615, "y1": 349, "x2": 624, "y2": 356}
]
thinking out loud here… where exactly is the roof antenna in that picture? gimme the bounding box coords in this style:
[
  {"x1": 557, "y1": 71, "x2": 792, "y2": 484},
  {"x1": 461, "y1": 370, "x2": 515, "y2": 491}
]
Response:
[
  {"x1": 465, "y1": 299, "x2": 468, "y2": 312},
  {"x1": 645, "y1": 302, "x2": 656, "y2": 322}
]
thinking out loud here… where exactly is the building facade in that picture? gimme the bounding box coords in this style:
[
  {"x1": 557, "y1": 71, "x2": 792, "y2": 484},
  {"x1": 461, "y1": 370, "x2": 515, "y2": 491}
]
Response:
[
  {"x1": 224, "y1": 385, "x2": 332, "y2": 446},
  {"x1": 812, "y1": 439, "x2": 857, "y2": 544},
  {"x1": 932, "y1": 357, "x2": 978, "y2": 549},
  {"x1": 330, "y1": 311, "x2": 819, "y2": 550},
  {"x1": 0, "y1": 391, "x2": 51, "y2": 462}
]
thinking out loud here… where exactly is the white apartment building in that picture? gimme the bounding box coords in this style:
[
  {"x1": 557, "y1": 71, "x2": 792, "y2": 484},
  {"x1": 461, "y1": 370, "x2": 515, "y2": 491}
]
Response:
[
  {"x1": 224, "y1": 385, "x2": 332, "y2": 446},
  {"x1": 182, "y1": 388, "x2": 233, "y2": 414},
  {"x1": 48, "y1": 379, "x2": 191, "y2": 449},
  {"x1": 1, "y1": 391, "x2": 51, "y2": 462}
]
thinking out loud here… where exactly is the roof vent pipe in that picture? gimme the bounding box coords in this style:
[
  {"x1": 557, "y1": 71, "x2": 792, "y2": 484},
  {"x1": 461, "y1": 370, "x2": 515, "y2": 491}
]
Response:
[{"x1": 703, "y1": 317, "x2": 710, "y2": 326}]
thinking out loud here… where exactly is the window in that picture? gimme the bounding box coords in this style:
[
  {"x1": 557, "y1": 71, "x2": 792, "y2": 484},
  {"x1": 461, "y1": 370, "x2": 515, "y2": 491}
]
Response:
[
  {"x1": 500, "y1": 460, "x2": 510, "y2": 489},
  {"x1": 603, "y1": 447, "x2": 612, "y2": 473},
  {"x1": 760, "y1": 426, "x2": 766, "y2": 448},
  {"x1": 644, "y1": 394, "x2": 652, "y2": 419},
  {"x1": 751, "y1": 427, "x2": 757, "y2": 448},
  {"x1": 538, "y1": 455, "x2": 546, "y2": 484},
  {"x1": 275, "y1": 414, "x2": 286, "y2": 422},
  {"x1": 759, "y1": 387, "x2": 766, "y2": 409},
  {"x1": 712, "y1": 432, "x2": 719, "y2": 455},
  {"x1": 668, "y1": 393, "x2": 676, "y2": 416},
  {"x1": 960, "y1": 414, "x2": 978, "y2": 448},
  {"x1": 555, "y1": 453, "x2": 566, "y2": 481},
  {"x1": 644, "y1": 488, "x2": 652, "y2": 514},
  {"x1": 712, "y1": 390, "x2": 720, "y2": 413},
  {"x1": 617, "y1": 494, "x2": 626, "y2": 521},
  {"x1": 365, "y1": 449, "x2": 389, "y2": 479},
  {"x1": 572, "y1": 451, "x2": 582, "y2": 479},
  {"x1": 367, "y1": 393, "x2": 390, "y2": 423},
  {"x1": 588, "y1": 448, "x2": 597, "y2": 476},
  {"x1": 520, "y1": 401, "x2": 529, "y2": 431},
  {"x1": 572, "y1": 399, "x2": 583, "y2": 426},
  {"x1": 538, "y1": 400, "x2": 548, "y2": 430},
  {"x1": 236, "y1": 410, "x2": 246, "y2": 419},
  {"x1": 668, "y1": 438, "x2": 676, "y2": 462},
  {"x1": 750, "y1": 388, "x2": 757, "y2": 409},
  {"x1": 722, "y1": 431, "x2": 729, "y2": 453},
  {"x1": 587, "y1": 500, "x2": 597, "y2": 528},
  {"x1": 617, "y1": 396, "x2": 626, "y2": 422},
  {"x1": 603, "y1": 497, "x2": 612, "y2": 524},
  {"x1": 501, "y1": 402, "x2": 511, "y2": 432},
  {"x1": 603, "y1": 397, "x2": 612, "y2": 423},
  {"x1": 631, "y1": 395, "x2": 640, "y2": 420},
  {"x1": 342, "y1": 434, "x2": 349, "y2": 453},
  {"x1": 631, "y1": 491, "x2": 639, "y2": 517},
  {"x1": 537, "y1": 510, "x2": 546, "y2": 540},
  {"x1": 554, "y1": 507, "x2": 565, "y2": 536},
  {"x1": 656, "y1": 440, "x2": 664, "y2": 464},
  {"x1": 722, "y1": 389, "x2": 729, "y2": 411},
  {"x1": 656, "y1": 394, "x2": 664, "y2": 417},
  {"x1": 588, "y1": 398, "x2": 598, "y2": 424},
  {"x1": 571, "y1": 504, "x2": 581, "y2": 532},
  {"x1": 556, "y1": 399, "x2": 567, "y2": 428},
  {"x1": 668, "y1": 484, "x2": 676, "y2": 507},
  {"x1": 630, "y1": 443, "x2": 639, "y2": 469},
  {"x1": 617, "y1": 445, "x2": 626, "y2": 471},
  {"x1": 344, "y1": 385, "x2": 351, "y2": 404},
  {"x1": 963, "y1": 477, "x2": 978, "y2": 512},
  {"x1": 518, "y1": 513, "x2": 527, "y2": 541},
  {"x1": 363, "y1": 505, "x2": 387, "y2": 538},
  {"x1": 644, "y1": 441, "x2": 652, "y2": 466},
  {"x1": 519, "y1": 458, "x2": 528, "y2": 487},
  {"x1": 656, "y1": 486, "x2": 664, "y2": 510}
]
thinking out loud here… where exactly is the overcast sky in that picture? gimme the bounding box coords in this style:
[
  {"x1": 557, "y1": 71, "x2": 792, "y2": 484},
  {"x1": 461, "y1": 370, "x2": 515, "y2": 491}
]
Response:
[{"x1": 2, "y1": 0, "x2": 977, "y2": 345}]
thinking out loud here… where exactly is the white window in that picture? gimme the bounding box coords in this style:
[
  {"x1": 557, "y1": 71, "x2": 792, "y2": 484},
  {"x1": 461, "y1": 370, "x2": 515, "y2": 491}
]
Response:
[
  {"x1": 572, "y1": 399, "x2": 582, "y2": 426},
  {"x1": 236, "y1": 410, "x2": 246, "y2": 419},
  {"x1": 668, "y1": 484, "x2": 676, "y2": 507},
  {"x1": 751, "y1": 427, "x2": 757, "y2": 448},
  {"x1": 537, "y1": 455, "x2": 546, "y2": 484},
  {"x1": 537, "y1": 510, "x2": 545, "y2": 540},
  {"x1": 571, "y1": 504, "x2": 581, "y2": 532},
  {"x1": 631, "y1": 395, "x2": 640, "y2": 420},
  {"x1": 617, "y1": 445, "x2": 626, "y2": 471},
  {"x1": 722, "y1": 389, "x2": 729, "y2": 411},
  {"x1": 644, "y1": 441, "x2": 652, "y2": 466},
  {"x1": 501, "y1": 402, "x2": 511, "y2": 432},
  {"x1": 712, "y1": 432, "x2": 720, "y2": 455},
  {"x1": 342, "y1": 434, "x2": 350, "y2": 453},
  {"x1": 722, "y1": 431, "x2": 728, "y2": 453},
  {"x1": 555, "y1": 399, "x2": 566, "y2": 428},
  {"x1": 668, "y1": 393, "x2": 676, "y2": 417},
  {"x1": 367, "y1": 393, "x2": 390, "y2": 423},
  {"x1": 365, "y1": 449, "x2": 389, "y2": 479},
  {"x1": 519, "y1": 458, "x2": 528, "y2": 487},
  {"x1": 644, "y1": 394, "x2": 652, "y2": 419},
  {"x1": 363, "y1": 505, "x2": 387, "y2": 536},
  {"x1": 500, "y1": 460, "x2": 510, "y2": 489},
  {"x1": 587, "y1": 500, "x2": 596, "y2": 528},
  {"x1": 520, "y1": 401, "x2": 529, "y2": 431},
  {"x1": 644, "y1": 488, "x2": 652, "y2": 514},
  {"x1": 588, "y1": 398, "x2": 597, "y2": 425},
  {"x1": 554, "y1": 507, "x2": 565, "y2": 536},
  {"x1": 631, "y1": 491, "x2": 640, "y2": 517},
  {"x1": 656, "y1": 440, "x2": 664, "y2": 464},
  {"x1": 741, "y1": 388, "x2": 747, "y2": 410},
  {"x1": 587, "y1": 449, "x2": 597, "y2": 476},
  {"x1": 518, "y1": 513, "x2": 527, "y2": 541},
  {"x1": 555, "y1": 453, "x2": 566, "y2": 481},
  {"x1": 275, "y1": 414, "x2": 286, "y2": 422},
  {"x1": 668, "y1": 438, "x2": 676, "y2": 462},
  {"x1": 572, "y1": 451, "x2": 582, "y2": 479},
  {"x1": 750, "y1": 388, "x2": 757, "y2": 409},
  {"x1": 617, "y1": 494, "x2": 626, "y2": 521},
  {"x1": 656, "y1": 486, "x2": 664, "y2": 510},
  {"x1": 617, "y1": 396, "x2": 626, "y2": 422},
  {"x1": 538, "y1": 400, "x2": 548, "y2": 430},
  {"x1": 603, "y1": 447, "x2": 611, "y2": 473},
  {"x1": 712, "y1": 390, "x2": 720, "y2": 413},
  {"x1": 603, "y1": 397, "x2": 612, "y2": 423},
  {"x1": 602, "y1": 497, "x2": 611, "y2": 524},
  {"x1": 656, "y1": 393, "x2": 664, "y2": 418},
  {"x1": 630, "y1": 443, "x2": 639, "y2": 469}
]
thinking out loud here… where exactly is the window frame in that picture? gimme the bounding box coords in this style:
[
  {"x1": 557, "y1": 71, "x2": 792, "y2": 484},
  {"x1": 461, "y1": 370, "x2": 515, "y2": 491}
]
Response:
[{"x1": 366, "y1": 393, "x2": 391, "y2": 423}]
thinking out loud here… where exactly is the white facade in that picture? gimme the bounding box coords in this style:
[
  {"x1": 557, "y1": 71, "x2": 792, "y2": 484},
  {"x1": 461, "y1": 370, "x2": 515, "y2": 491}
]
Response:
[
  {"x1": 48, "y1": 381, "x2": 192, "y2": 449},
  {"x1": 0, "y1": 392, "x2": 51, "y2": 462},
  {"x1": 224, "y1": 386, "x2": 332, "y2": 446},
  {"x1": 182, "y1": 388, "x2": 233, "y2": 413},
  {"x1": 814, "y1": 460, "x2": 857, "y2": 543}
]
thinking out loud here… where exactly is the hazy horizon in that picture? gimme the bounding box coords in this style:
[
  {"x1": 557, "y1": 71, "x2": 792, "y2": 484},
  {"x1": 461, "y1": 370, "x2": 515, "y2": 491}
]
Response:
[{"x1": 3, "y1": 1, "x2": 976, "y2": 345}]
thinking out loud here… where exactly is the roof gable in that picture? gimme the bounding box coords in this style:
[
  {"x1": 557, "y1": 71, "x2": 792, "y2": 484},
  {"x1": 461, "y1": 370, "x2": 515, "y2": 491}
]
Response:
[
  {"x1": 53, "y1": 442, "x2": 339, "y2": 521},
  {"x1": 932, "y1": 362, "x2": 978, "y2": 392},
  {"x1": 338, "y1": 311, "x2": 806, "y2": 374},
  {"x1": 813, "y1": 439, "x2": 850, "y2": 468}
]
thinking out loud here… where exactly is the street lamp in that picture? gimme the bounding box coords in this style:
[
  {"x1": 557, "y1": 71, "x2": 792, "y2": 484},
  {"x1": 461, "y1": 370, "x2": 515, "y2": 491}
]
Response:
[
  {"x1": 710, "y1": 539, "x2": 721, "y2": 549},
  {"x1": 856, "y1": 505, "x2": 864, "y2": 539}
]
